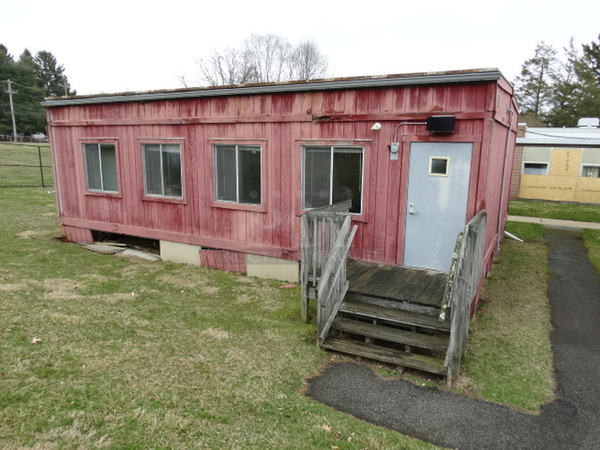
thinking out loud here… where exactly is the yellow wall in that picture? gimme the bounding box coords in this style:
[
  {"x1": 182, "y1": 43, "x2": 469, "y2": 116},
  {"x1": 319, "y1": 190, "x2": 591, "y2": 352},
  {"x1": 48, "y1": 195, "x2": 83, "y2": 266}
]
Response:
[
  {"x1": 575, "y1": 177, "x2": 600, "y2": 203},
  {"x1": 519, "y1": 148, "x2": 600, "y2": 203}
]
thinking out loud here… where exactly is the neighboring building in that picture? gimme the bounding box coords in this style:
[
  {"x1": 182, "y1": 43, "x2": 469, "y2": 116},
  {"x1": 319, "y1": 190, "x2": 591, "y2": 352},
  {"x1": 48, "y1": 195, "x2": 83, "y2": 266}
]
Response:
[
  {"x1": 43, "y1": 69, "x2": 517, "y2": 283},
  {"x1": 511, "y1": 118, "x2": 600, "y2": 203}
]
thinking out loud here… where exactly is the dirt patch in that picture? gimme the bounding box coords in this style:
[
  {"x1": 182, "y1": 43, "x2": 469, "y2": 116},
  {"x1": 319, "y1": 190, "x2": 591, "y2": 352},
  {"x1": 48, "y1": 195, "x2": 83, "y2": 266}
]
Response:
[
  {"x1": 17, "y1": 230, "x2": 42, "y2": 239},
  {"x1": 0, "y1": 283, "x2": 28, "y2": 292},
  {"x1": 200, "y1": 328, "x2": 230, "y2": 340}
]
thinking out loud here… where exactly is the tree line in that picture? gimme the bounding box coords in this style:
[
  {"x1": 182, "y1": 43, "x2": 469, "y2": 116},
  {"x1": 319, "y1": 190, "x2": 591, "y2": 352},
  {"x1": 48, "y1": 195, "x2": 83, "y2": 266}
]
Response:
[
  {"x1": 514, "y1": 35, "x2": 600, "y2": 127},
  {"x1": 3, "y1": 33, "x2": 599, "y2": 138},
  {"x1": 0, "y1": 44, "x2": 75, "y2": 137}
]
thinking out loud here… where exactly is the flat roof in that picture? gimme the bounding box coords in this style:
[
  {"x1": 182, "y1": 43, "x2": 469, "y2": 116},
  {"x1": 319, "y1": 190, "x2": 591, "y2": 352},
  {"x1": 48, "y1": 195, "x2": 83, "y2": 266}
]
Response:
[
  {"x1": 518, "y1": 127, "x2": 600, "y2": 147},
  {"x1": 42, "y1": 68, "x2": 503, "y2": 107}
]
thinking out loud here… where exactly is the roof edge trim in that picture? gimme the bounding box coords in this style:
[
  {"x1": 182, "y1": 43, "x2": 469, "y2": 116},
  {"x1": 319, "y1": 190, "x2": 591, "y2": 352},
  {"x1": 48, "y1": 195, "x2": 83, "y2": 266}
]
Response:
[{"x1": 41, "y1": 69, "x2": 502, "y2": 107}]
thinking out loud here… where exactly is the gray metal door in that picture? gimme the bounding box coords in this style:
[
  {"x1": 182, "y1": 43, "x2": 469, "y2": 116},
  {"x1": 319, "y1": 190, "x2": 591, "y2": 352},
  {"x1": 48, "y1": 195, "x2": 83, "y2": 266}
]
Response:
[{"x1": 404, "y1": 142, "x2": 473, "y2": 272}]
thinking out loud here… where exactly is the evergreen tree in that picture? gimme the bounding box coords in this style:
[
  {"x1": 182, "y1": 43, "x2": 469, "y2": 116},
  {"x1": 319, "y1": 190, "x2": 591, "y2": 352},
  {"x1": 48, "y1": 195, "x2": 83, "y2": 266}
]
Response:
[
  {"x1": 514, "y1": 41, "x2": 558, "y2": 124},
  {"x1": 15, "y1": 49, "x2": 46, "y2": 134},
  {"x1": 546, "y1": 39, "x2": 581, "y2": 127},
  {"x1": 0, "y1": 45, "x2": 17, "y2": 135},
  {"x1": 33, "y1": 50, "x2": 75, "y2": 97},
  {"x1": 0, "y1": 45, "x2": 75, "y2": 137},
  {"x1": 575, "y1": 34, "x2": 600, "y2": 119}
]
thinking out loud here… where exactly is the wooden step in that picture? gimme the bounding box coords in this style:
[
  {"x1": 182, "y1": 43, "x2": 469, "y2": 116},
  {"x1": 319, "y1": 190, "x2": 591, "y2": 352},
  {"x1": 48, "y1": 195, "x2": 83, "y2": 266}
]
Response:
[
  {"x1": 322, "y1": 337, "x2": 446, "y2": 375},
  {"x1": 345, "y1": 291, "x2": 442, "y2": 316},
  {"x1": 339, "y1": 301, "x2": 451, "y2": 333},
  {"x1": 331, "y1": 318, "x2": 449, "y2": 352}
]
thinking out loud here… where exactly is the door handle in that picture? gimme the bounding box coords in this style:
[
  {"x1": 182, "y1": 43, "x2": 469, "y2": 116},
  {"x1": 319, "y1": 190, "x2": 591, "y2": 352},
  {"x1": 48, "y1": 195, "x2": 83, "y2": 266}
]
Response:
[{"x1": 408, "y1": 203, "x2": 416, "y2": 214}]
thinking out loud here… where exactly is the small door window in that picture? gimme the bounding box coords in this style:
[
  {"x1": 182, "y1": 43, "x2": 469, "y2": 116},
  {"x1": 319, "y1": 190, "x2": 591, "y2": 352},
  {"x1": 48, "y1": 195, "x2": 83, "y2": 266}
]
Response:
[{"x1": 429, "y1": 157, "x2": 449, "y2": 176}]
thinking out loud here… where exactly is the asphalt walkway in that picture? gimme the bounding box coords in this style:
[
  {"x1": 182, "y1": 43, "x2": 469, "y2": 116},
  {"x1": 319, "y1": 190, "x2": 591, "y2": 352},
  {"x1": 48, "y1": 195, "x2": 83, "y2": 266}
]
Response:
[{"x1": 306, "y1": 227, "x2": 600, "y2": 449}]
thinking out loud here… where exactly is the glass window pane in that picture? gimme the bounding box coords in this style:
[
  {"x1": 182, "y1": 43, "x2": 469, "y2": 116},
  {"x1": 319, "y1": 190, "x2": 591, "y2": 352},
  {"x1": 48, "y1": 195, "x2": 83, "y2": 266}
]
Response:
[
  {"x1": 582, "y1": 166, "x2": 600, "y2": 178},
  {"x1": 162, "y1": 145, "x2": 182, "y2": 197},
  {"x1": 238, "y1": 146, "x2": 261, "y2": 204},
  {"x1": 144, "y1": 144, "x2": 163, "y2": 195},
  {"x1": 523, "y1": 162, "x2": 548, "y2": 175},
  {"x1": 215, "y1": 145, "x2": 237, "y2": 201},
  {"x1": 100, "y1": 144, "x2": 118, "y2": 192},
  {"x1": 332, "y1": 148, "x2": 363, "y2": 213},
  {"x1": 430, "y1": 157, "x2": 448, "y2": 176},
  {"x1": 84, "y1": 144, "x2": 102, "y2": 190},
  {"x1": 304, "y1": 147, "x2": 331, "y2": 209}
]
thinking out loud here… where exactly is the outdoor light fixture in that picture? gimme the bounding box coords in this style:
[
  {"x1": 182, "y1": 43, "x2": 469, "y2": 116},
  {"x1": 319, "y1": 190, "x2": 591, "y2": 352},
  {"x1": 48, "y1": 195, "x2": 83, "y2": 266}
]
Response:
[{"x1": 371, "y1": 122, "x2": 382, "y2": 130}]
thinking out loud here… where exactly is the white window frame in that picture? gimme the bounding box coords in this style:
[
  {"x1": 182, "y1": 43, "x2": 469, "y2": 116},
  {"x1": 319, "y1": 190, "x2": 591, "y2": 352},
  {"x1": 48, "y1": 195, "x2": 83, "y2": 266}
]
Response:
[
  {"x1": 523, "y1": 161, "x2": 549, "y2": 175},
  {"x1": 428, "y1": 156, "x2": 450, "y2": 177},
  {"x1": 580, "y1": 164, "x2": 600, "y2": 178},
  {"x1": 142, "y1": 143, "x2": 183, "y2": 199},
  {"x1": 82, "y1": 142, "x2": 119, "y2": 193},
  {"x1": 302, "y1": 145, "x2": 364, "y2": 214},
  {"x1": 213, "y1": 144, "x2": 262, "y2": 205}
]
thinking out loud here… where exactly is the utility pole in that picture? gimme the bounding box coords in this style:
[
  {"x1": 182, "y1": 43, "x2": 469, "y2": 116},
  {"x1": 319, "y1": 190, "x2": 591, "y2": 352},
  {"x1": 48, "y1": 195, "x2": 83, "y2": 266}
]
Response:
[{"x1": 5, "y1": 79, "x2": 18, "y2": 142}]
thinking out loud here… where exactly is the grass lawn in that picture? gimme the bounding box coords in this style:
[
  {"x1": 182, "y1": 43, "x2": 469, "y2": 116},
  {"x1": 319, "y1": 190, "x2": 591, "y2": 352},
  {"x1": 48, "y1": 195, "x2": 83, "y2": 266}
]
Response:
[
  {"x1": 459, "y1": 222, "x2": 555, "y2": 412},
  {"x1": 509, "y1": 199, "x2": 600, "y2": 223},
  {"x1": 0, "y1": 187, "x2": 435, "y2": 449},
  {"x1": 0, "y1": 142, "x2": 53, "y2": 187},
  {"x1": 2, "y1": 187, "x2": 585, "y2": 447}
]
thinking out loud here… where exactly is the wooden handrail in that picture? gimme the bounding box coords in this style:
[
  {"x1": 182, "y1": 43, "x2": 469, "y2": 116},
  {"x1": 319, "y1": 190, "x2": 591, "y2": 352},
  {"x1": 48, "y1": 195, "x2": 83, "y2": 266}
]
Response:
[
  {"x1": 316, "y1": 216, "x2": 357, "y2": 345},
  {"x1": 444, "y1": 210, "x2": 487, "y2": 385}
]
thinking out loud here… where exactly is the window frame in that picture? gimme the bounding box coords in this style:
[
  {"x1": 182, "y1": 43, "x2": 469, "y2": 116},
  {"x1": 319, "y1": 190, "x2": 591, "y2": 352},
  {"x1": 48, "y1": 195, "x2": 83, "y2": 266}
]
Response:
[
  {"x1": 522, "y1": 161, "x2": 550, "y2": 176},
  {"x1": 208, "y1": 139, "x2": 267, "y2": 213},
  {"x1": 301, "y1": 144, "x2": 365, "y2": 215},
  {"x1": 81, "y1": 139, "x2": 121, "y2": 197},
  {"x1": 140, "y1": 139, "x2": 186, "y2": 203},
  {"x1": 580, "y1": 164, "x2": 600, "y2": 178},
  {"x1": 428, "y1": 156, "x2": 450, "y2": 177},
  {"x1": 213, "y1": 143, "x2": 263, "y2": 206}
]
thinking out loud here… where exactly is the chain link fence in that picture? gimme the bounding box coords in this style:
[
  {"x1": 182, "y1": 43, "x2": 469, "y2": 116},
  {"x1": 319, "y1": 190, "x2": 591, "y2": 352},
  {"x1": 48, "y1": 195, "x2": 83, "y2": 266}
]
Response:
[{"x1": 0, "y1": 142, "x2": 53, "y2": 188}]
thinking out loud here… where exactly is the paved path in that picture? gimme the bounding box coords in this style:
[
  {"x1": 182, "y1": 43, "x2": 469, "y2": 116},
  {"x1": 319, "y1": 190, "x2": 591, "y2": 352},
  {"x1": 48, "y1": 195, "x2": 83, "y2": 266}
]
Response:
[{"x1": 307, "y1": 227, "x2": 600, "y2": 449}]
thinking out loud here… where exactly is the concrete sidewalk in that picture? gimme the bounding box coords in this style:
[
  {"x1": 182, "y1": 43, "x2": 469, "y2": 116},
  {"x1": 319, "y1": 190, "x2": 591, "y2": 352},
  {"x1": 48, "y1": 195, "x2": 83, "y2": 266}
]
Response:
[{"x1": 508, "y1": 215, "x2": 600, "y2": 230}]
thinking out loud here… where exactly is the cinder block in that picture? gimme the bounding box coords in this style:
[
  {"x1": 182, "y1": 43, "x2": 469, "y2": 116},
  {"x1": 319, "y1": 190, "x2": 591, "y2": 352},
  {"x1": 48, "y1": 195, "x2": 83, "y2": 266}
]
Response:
[
  {"x1": 160, "y1": 240, "x2": 201, "y2": 265},
  {"x1": 246, "y1": 254, "x2": 299, "y2": 282}
]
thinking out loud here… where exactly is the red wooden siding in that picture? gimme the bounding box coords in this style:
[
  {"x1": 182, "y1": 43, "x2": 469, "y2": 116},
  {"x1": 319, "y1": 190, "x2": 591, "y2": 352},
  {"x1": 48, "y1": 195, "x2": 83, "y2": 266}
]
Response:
[
  {"x1": 47, "y1": 74, "x2": 518, "y2": 271},
  {"x1": 200, "y1": 249, "x2": 247, "y2": 273}
]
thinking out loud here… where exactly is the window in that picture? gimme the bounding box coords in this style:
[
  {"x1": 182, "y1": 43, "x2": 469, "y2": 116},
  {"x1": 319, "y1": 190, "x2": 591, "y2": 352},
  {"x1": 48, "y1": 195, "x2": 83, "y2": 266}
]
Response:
[
  {"x1": 429, "y1": 157, "x2": 449, "y2": 176},
  {"x1": 83, "y1": 143, "x2": 118, "y2": 192},
  {"x1": 303, "y1": 146, "x2": 363, "y2": 214},
  {"x1": 581, "y1": 165, "x2": 600, "y2": 178},
  {"x1": 214, "y1": 144, "x2": 261, "y2": 204},
  {"x1": 142, "y1": 144, "x2": 182, "y2": 198},
  {"x1": 523, "y1": 162, "x2": 549, "y2": 175}
]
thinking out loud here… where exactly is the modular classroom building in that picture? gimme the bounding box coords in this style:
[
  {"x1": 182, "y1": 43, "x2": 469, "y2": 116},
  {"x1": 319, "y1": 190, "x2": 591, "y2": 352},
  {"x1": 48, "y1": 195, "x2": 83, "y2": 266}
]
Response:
[
  {"x1": 511, "y1": 119, "x2": 600, "y2": 203},
  {"x1": 43, "y1": 69, "x2": 517, "y2": 284}
]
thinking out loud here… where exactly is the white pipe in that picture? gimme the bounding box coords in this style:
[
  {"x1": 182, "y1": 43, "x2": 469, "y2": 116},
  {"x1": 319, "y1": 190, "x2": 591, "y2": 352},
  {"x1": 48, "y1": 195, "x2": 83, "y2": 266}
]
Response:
[{"x1": 504, "y1": 230, "x2": 523, "y2": 243}]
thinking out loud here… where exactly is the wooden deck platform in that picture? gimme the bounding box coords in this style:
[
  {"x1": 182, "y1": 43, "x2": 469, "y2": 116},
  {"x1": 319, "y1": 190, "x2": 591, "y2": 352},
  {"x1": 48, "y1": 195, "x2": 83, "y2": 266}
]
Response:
[{"x1": 346, "y1": 260, "x2": 448, "y2": 309}]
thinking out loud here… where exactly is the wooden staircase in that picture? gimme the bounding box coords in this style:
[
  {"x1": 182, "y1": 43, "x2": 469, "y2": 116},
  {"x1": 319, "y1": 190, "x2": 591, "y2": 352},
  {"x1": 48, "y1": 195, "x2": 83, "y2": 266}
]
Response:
[{"x1": 320, "y1": 261, "x2": 451, "y2": 377}]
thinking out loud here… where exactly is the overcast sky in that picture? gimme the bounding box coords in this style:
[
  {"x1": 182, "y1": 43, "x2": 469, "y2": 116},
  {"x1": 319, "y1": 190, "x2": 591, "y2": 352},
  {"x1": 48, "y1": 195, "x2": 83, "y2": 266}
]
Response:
[{"x1": 2, "y1": 0, "x2": 599, "y2": 95}]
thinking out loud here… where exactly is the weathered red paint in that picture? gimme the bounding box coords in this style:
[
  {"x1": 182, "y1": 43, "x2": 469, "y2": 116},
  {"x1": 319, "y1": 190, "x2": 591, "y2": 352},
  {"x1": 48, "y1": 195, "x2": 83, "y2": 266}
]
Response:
[{"x1": 45, "y1": 71, "x2": 518, "y2": 277}]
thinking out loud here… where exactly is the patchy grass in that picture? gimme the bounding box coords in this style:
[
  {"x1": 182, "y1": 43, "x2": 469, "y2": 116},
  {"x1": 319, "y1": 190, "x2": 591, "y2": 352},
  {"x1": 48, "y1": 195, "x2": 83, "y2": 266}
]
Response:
[
  {"x1": 584, "y1": 229, "x2": 600, "y2": 273},
  {"x1": 0, "y1": 188, "x2": 435, "y2": 449},
  {"x1": 459, "y1": 222, "x2": 555, "y2": 413},
  {"x1": 0, "y1": 142, "x2": 53, "y2": 187},
  {"x1": 509, "y1": 199, "x2": 600, "y2": 223}
]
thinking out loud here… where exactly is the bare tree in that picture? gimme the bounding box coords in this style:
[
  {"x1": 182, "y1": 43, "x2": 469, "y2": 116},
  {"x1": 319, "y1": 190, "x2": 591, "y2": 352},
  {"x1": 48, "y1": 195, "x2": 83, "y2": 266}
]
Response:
[
  {"x1": 196, "y1": 47, "x2": 258, "y2": 86},
  {"x1": 290, "y1": 40, "x2": 329, "y2": 80},
  {"x1": 193, "y1": 34, "x2": 329, "y2": 87}
]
